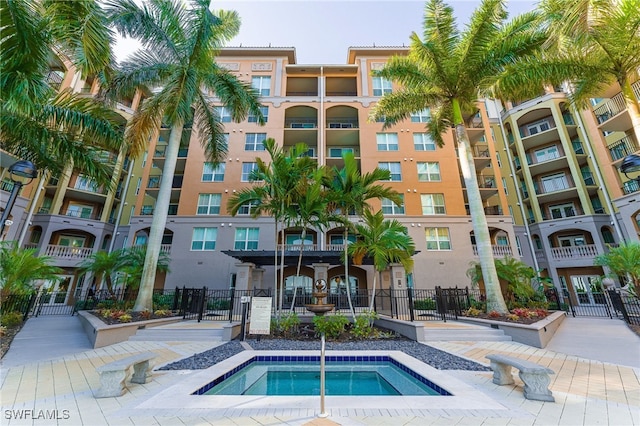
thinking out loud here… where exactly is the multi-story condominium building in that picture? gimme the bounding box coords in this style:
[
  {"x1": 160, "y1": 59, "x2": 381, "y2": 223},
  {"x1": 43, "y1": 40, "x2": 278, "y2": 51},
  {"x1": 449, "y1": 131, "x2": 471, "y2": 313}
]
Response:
[
  {"x1": 1, "y1": 54, "x2": 137, "y2": 301},
  {"x1": 100, "y1": 46, "x2": 518, "y2": 297},
  {"x1": 489, "y1": 78, "x2": 640, "y2": 309}
]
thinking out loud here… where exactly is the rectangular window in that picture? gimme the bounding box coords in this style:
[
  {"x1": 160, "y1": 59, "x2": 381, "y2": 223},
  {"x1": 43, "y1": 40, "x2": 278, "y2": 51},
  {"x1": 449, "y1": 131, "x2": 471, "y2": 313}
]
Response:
[
  {"x1": 135, "y1": 177, "x2": 142, "y2": 195},
  {"x1": 234, "y1": 227, "x2": 259, "y2": 250},
  {"x1": 75, "y1": 175, "x2": 99, "y2": 192},
  {"x1": 413, "y1": 133, "x2": 436, "y2": 151},
  {"x1": 378, "y1": 162, "x2": 402, "y2": 181},
  {"x1": 245, "y1": 133, "x2": 267, "y2": 151},
  {"x1": 417, "y1": 162, "x2": 440, "y2": 181},
  {"x1": 197, "y1": 193, "x2": 221, "y2": 215},
  {"x1": 515, "y1": 236, "x2": 523, "y2": 256},
  {"x1": 252, "y1": 76, "x2": 271, "y2": 96},
  {"x1": 420, "y1": 194, "x2": 446, "y2": 215},
  {"x1": 410, "y1": 109, "x2": 431, "y2": 123},
  {"x1": 242, "y1": 162, "x2": 258, "y2": 181},
  {"x1": 202, "y1": 162, "x2": 225, "y2": 182},
  {"x1": 382, "y1": 196, "x2": 404, "y2": 215},
  {"x1": 237, "y1": 201, "x2": 258, "y2": 215},
  {"x1": 502, "y1": 178, "x2": 508, "y2": 195},
  {"x1": 328, "y1": 147, "x2": 354, "y2": 158},
  {"x1": 495, "y1": 151, "x2": 501, "y2": 167},
  {"x1": 215, "y1": 106, "x2": 232, "y2": 122},
  {"x1": 372, "y1": 76, "x2": 392, "y2": 96},
  {"x1": 425, "y1": 227, "x2": 451, "y2": 250},
  {"x1": 248, "y1": 106, "x2": 269, "y2": 123},
  {"x1": 376, "y1": 133, "x2": 399, "y2": 151},
  {"x1": 191, "y1": 227, "x2": 217, "y2": 251}
]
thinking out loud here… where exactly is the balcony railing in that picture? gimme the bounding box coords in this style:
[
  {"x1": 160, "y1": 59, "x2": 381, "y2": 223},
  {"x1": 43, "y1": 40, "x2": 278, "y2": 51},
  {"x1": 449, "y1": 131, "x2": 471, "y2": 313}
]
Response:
[
  {"x1": 623, "y1": 179, "x2": 640, "y2": 194},
  {"x1": 550, "y1": 244, "x2": 598, "y2": 260},
  {"x1": 472, "y1": 245, "x2": 513, "y2": 257},
  {"x1": 43, "y1": 245, "x2": 93, "y2": 259},
  {"x1": 327, "y1": 118, "x2": 358, "y2": 129},
  {"x1": 594, "y1": 92, "x2": 626, "y2": 124},
  {"x1": 276, "y1": 244, "x2": 344, "y2": 252},
  {"x1": 285, "y1": 119, "x2": 317, "y2": 128},
  {"x1": 607, "y1": 135, "x2": 637, "y2": 161},
  {"x1": 1, "y1": 180, "x2": 15, "y2": 192},
  {"x1": 483, "y1": 206, "x2": 503, "y2": 215}
]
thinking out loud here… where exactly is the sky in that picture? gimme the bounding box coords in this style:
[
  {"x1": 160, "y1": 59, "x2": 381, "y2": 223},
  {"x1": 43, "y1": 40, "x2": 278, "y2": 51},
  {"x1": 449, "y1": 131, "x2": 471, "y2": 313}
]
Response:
[{"x1": 115, "y1": 0, "x2": 539, "y2": 65}]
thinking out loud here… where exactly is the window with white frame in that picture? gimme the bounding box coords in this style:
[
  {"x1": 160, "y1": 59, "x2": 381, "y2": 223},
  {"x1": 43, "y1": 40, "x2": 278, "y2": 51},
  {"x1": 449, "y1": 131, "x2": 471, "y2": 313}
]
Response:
[
  {"x1": 241, "y1": 162, "x2": 258, "y2": 181},
  {"x1": 495, "y1": 151, "x2": 502, "y2": 167},
  {"x1": 245, "y1": 133, "x2": 267, "y2": 151},
  {"x1": 372, "y1": 76, "x2": 392, "y2": 96},
  {"x1": 248, "y1": 106, "x2": 268, "y2": 123},
  {"x1": 234, "y1": 227, "x2": 259, "y2": 250},
  {"x1": 237, "y1": 201, "x2": 258, "y2": 215},
  {"x1": 191, "y1": 227, "x2": 217, "y2": 251},
  {"x1": 378, "y1": 162, "x2": 402, "y2": 181},
  {"x1": 420, "y1": 193, "x2": 446, "y2": 215},
  {"x1": 214, "y1": 106, "x2": 232, "y2": 122},
  {"x1": 376, "y1": 133, "x2": 399, "y2": 151},
  {"x1": 382, "y1": 196, "x2": 404, "y2": 215},
  {"x1": 413, "y1": 133, "x2": 436, "y2": 151},
  {"x1": 202, "y1": 162, "x2": 225, "y2": 182},
  {"x1": 135, "y1": 177, "x2": 142, "y2": 195},
  {"x1": 197, "y1": 193, "x2": 221, "y2": 215},
  {"x1": 425, "y1": 227, "x2": 451, "y2": 250},
  {"x1": 502, "y1": 178, "x2": 508, "y2": 195},
  {"x1": 417, "y1": 162, "x2": 440, "y2": 181},
  {"x1": 252, "y1": 76, "x2": 271, "y2": 96},
  {"x1": 410, "y1": 109, "x2": 431, "y2": 122}
]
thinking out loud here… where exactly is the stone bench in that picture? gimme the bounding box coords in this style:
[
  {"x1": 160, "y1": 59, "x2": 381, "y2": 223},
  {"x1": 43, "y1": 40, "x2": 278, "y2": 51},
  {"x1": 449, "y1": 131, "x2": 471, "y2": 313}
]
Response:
[
  {"x1": 486, "y1": 354, "x2": 555, "y2": 402},
  {"x1": 94, "y1": 352, "x2": 157, "y2": 398}
]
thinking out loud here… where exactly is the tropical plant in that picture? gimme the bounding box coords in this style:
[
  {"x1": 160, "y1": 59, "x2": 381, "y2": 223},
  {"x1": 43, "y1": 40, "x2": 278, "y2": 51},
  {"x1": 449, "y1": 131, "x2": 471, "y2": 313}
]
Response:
[
  {"x1": 228, "y1": 139, "x2": 317, "y2": 314},
  {"x1": 323, "y1": 152, "x2": 403, "y2": 319},
  {"x1": 77, "y1": 249, "x2": 126, "y2": 293},
  {"x1": 0, "y1": 242, "x2": 62, "y2": 294},
  {"x1": 370, "y1": 0, "x2": 556, "y2": 314},
  {"x1": 536, "y1": 0, "x2": 640, "y2": 143},
  {"x1": 105, "y1": 0, "x2": 265, "y2": 311},
  {"x1": 594, "y1": 242, "x2": 640, "y2": 298},
  {"x1": 1, "y1": 0, "x2": 126, "y2": 187},
  {"x1": 119, "y1": 246, "x2": 170, "y2": 295},
  {"x1": 349, "y1": 209, "x2": 415, "y2": 311}
]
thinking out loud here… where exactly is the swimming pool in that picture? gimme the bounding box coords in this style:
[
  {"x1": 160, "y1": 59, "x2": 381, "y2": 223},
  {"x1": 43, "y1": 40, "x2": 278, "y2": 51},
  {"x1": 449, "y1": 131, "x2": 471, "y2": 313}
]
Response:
[{"x1": 193, "y1": 356, "x2": 451, "y2": 396}]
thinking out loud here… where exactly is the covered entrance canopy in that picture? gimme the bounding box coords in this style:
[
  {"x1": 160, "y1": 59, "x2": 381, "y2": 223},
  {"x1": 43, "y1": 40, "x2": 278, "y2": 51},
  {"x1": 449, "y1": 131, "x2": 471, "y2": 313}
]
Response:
[{"x1": 221, "y1": 250, "x2": 375, "y2": 267}]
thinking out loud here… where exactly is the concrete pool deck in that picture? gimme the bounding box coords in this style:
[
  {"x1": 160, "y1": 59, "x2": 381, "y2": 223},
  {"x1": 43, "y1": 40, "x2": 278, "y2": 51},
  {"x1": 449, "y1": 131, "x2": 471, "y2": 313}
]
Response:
[{"x1": 1, "y1": 316, "x2": 639, "y2": 425}]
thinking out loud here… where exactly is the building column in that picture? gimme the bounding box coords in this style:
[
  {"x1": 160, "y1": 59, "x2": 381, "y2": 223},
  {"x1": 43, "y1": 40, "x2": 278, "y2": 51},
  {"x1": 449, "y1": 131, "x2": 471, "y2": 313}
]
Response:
[
  {"x1": 252, "y1": 267, "x2": 265, "y2": 291},
  {"x1": 312, "y1": 263, "x2": 330, "y2": 283},
  {"x1": 234, "y1": 262, "x2": 255, "y2": 291},
  {"x1": 389, "y1": 264, "x2": 407, "y2": 290}
]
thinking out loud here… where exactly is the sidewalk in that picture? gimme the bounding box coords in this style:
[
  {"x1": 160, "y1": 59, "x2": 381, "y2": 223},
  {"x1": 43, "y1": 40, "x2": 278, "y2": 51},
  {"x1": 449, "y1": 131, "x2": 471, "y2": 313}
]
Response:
[{"x1": 1, "y1": 314, "x2": 639, "y2": 425}]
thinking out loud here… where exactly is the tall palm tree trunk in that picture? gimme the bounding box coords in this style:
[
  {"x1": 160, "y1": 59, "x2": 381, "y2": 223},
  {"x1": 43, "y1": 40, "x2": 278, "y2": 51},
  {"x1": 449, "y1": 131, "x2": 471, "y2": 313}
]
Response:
[
  {"x1": 343, "y1": 225, "x2": 356, "y2": 320},
  {"x1": 290, "y1": 227, "x2": 307, "y2": 312},
  {"x1": 368, "y1": 270, "x2": 378, "y2": 312},
  {"x1": 278, "y1": 224, "x2": 286, "y2": 317},
  {"x1": 133, "y1": 122, "x2": 183, "y2": 312},
  {"x1": 454, "y1": 118, "x2": 508, "y2": 314}
]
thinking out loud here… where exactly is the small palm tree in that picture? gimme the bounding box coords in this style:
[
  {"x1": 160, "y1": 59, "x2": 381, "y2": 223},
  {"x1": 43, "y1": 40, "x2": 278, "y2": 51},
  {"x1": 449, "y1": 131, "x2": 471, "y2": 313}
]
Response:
[
  {"x1": 0, "y1": 242, "x2": 62, "y2": 294},
  {"x1": 594, "y1": 242, "x2": 640, "y2": 298},
  {"x1": 467, "y1": 256, "x2": 537, "y2": 305},
  {"x1": 120, "y1": 246, "x2": 171, "y2": 296},
  {"x1": 105, "y1": 0, "x2": 265, "y2": 311},
  {"x1": 349, "y1": 210, "x2": 415, "y2": 311},
  {"x1": 77, "y1": 249, "x2": 126, "y2": 293},
  {"x1": 1, "y1": 0, "x2": 125, "y2": 186},
  {"x1": 370, "y1": 0, "x2": 553, "y2": 314},
  {"x1": 323, "y1": 152, "x2": 403, "y2": 319}
]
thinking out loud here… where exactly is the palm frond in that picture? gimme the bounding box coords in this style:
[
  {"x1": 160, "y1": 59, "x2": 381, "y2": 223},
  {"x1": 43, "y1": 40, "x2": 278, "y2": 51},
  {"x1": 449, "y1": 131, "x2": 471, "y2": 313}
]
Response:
[{"x1": 193, "y1": 91, "x2": 227, "y2": 163}]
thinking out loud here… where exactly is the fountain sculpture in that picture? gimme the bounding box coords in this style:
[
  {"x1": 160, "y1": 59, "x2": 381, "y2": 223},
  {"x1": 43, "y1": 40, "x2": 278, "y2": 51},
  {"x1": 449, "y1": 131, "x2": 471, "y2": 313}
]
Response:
[{"x1": 305, "y1": 279, "x2": 334, "y2": 418}]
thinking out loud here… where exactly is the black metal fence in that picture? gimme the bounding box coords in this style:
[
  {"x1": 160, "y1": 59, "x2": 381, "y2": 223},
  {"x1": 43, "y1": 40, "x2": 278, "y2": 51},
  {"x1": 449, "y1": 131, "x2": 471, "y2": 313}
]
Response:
[{"x1": 3, "y1": 285, "x2": 639, "y2": 327}]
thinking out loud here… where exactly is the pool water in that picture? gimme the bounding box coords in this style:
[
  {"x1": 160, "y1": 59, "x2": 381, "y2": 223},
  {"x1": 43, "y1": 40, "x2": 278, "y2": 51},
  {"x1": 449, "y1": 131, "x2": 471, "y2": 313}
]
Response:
[{"x1": 194, "y1": 356, "x2": 451, "y2": 396}]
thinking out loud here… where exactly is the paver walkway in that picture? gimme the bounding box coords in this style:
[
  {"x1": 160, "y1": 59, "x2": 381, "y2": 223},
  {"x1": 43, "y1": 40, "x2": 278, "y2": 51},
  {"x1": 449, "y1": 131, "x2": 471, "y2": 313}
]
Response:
[{"x1": 1, "y1": 315, "x2": 639, "y2": 425}]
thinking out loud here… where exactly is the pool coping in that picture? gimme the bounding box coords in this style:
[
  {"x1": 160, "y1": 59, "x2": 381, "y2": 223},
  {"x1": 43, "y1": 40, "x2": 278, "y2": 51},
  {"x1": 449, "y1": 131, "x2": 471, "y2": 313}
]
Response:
[{"x1": 134, "y1": 350, "x2": 510, "y2": 413}]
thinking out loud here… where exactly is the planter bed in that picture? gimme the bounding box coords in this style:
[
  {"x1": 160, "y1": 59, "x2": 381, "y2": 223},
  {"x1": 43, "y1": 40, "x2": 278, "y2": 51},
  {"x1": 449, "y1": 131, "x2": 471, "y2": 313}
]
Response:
[
  {"x1": 77, "y1": 310, "x2": 184, "y2": 348},
  {"x1": 456, "y1": 310, "x2": 566, "y2": 348}
]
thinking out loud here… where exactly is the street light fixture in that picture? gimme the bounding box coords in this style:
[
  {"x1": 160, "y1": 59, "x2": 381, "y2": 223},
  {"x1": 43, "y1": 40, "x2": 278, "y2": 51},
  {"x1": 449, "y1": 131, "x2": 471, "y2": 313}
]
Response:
[
  {"x1": 620, "y1": 154, "x2": 640, "y2": 180},
  {"x1": 0, "y1": 160, "x2": 39, "y2": 239}
]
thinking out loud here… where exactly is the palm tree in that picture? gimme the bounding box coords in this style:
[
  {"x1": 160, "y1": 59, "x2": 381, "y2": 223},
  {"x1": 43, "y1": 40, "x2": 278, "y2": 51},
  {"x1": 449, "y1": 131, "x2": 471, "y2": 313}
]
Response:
[
  {"x1": 594, "y1": 242, "x2": 640, "y2": 298},
  {"x1": 370, "y1": 0, "x2": 554, "y2": 314},
  {"x1": 228, "y1": 139, "x2": 316, "y2": 314},
  {"x1": 467, "y1": 256, "x2": 537, "y2": 305},
  {"x1": 77, "y1": 249, "x2": 126, "y2": 294},
  {"x1": 349, "y1": 210, "x2": 415, "y2": 311},
  {"x1": 1, "y1": 0, "x2": 126, "y2": 186},
  {"x1": 323, "y1": 152, "x2": 403, "y2": 319},
  {"x1": 0, "y1": 242, "x2": 62, "y2": 294},
  {"x1": 120, "y1": 246, "x2": 171, "y2": 297},
  {"x1": 287, "y1": 168, "x2": 329, "y2": 311},
  {"x1": 536, "y1": 0, "x2": 640, "y2": 142},
  {"x1": 105, "y1": 0, "x2": 265, "y2": 311}
]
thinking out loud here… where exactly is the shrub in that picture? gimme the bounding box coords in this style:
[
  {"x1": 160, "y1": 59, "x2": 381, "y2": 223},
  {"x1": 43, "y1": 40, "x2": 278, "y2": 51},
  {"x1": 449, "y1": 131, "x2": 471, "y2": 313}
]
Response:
[
  {"x1": 140, "y1": 310, "x2": 153, "y2": 320},
  {"x1": 153, "y1": 293, "x2": 174, "y2": 310},
  {"x1": 207, "y1": 298, "x2": 231, "y2": 310},
  {"x1": 313, "y1": 313, "x2": 349, "y2": 339},
  {"x1": 118, "y1": 314, "x2": 132, "y2": 323},
  {"x1": 506, "y1": 314, "x2": 520, "y2": 321},
  {"x1": 414, "y1": 298, "x2": 437, "y2": 310},
  {"x1": 0, "y1": 325, "x2": 6, "y2": 336},
  {"x1": 0, "y1": 311, "x2": 23, "y2": 327},
  {"x1": 154, "y1": 309, "x2": 172, "y2": 317},
  {"x1": 351, "y1": 311, "x2": 379, "y2": 339},
  {"x1": 278, "y1": 312, "x2": 300, "y2": 336},
  {"x1": 465, "y1": 307, "x2": 482, "y2": 317},
  {"x1": 488, "y1": 310, "x2": 501, "y2": 318}
]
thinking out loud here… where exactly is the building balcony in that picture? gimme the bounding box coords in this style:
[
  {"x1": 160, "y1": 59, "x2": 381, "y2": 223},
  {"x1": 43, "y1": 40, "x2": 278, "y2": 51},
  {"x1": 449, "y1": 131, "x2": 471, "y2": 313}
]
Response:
[
  {"x1": 472, "y1": 245, "x2": 513, "y2": 257},
  {"x1": 549, "y1": 244, "x2": 598, "y2": 261},
  {"x1": 42, "y1": 244, "x2": 93, "y2": 260},
  {"x1": 285, "y1": 119, "x2": 318, "y2": 129},
  {"x1": 276, "y1": 243, "x2": 343, "y2": 252},
  {"x1": 622, "y1": 179, "x2": 640, "y2": 194},
  {"x1": 593, "y1": 84, "x2": 638, "y2": 133},
  {"x1": 608, "y1": 135, "x2": 638, "y2": 161}
]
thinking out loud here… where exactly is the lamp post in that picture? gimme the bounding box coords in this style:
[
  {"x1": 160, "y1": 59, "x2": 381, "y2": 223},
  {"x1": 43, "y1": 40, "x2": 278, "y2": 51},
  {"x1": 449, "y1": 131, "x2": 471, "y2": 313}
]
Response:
[
  {"x1": 620, "y1": 154, "x2": 640, "y2": 188},
  {"x1": 1, "y1": 160, "x2": 38, "y2": 240}
]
